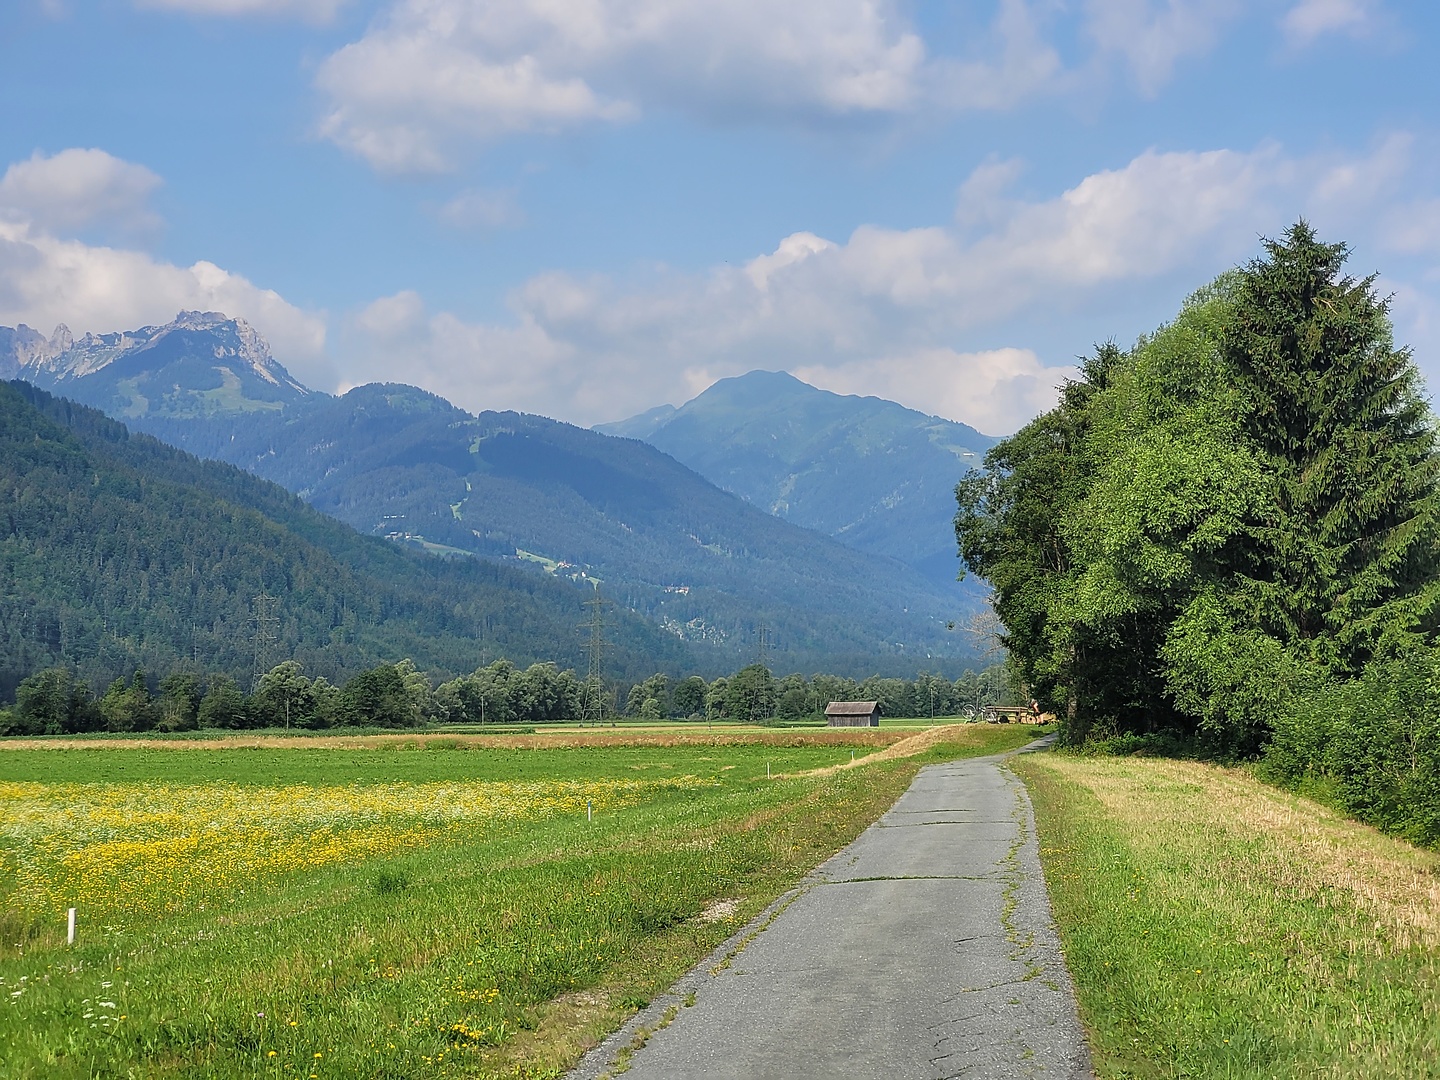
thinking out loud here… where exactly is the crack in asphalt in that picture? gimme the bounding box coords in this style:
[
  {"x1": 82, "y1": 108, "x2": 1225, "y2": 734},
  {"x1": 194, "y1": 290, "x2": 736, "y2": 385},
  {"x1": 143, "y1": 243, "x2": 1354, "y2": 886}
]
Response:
[
  {"x1": 815, "y1": 874, "x2": 996, "y2": 884},
  {"x1": 876, "y1": 819, "x2": 1019, "y2": 827}
]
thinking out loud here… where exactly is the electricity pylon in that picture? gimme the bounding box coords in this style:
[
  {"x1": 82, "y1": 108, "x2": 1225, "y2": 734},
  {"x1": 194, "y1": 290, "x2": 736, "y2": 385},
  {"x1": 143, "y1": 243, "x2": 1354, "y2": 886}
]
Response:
[
  {"x1": 251, "y1": 590, "x2": 280, "y2": 690},
  {"x1": 578, "y1": 588, "x2": 611, "y2": 726}
]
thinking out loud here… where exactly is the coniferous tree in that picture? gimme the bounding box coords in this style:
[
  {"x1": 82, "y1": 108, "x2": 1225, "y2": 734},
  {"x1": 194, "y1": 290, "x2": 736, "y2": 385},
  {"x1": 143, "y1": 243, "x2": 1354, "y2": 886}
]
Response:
[
  {"x1": 99, "y1": 670, "x2": 159, "y2": 732},
  {"x1": 1220, "y1": 222, "x2": 1440, "y2": 669},
  {"x1": 341, "y1": 664, "x2": 415, "y2": 727},
  {"x1": 198, "y1": 675, "x2": 250, "y2": 729},
  {"x1": 672, "y1": 675, "x2": 707, "y2": 717}
]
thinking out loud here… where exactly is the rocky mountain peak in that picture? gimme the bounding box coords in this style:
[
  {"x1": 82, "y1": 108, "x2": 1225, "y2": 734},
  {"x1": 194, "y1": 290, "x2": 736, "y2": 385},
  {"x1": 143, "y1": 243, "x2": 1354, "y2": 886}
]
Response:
[{"x1": 0, "y1": 309, "x2": 314, "y2": 417}]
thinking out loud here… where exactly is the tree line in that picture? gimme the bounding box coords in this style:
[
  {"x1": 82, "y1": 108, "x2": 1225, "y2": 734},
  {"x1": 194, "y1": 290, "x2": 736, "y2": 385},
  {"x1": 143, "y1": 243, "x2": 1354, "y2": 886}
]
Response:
[
  {"x1": 0, "y1": 657, "x2": 1016, "y2": 735},
  {"x1": 956, "y1": 223, "x2": 1440, "y2": 845},
  {"x1": 618, "y1": 664, "x2": 1016, "y2": 722}
]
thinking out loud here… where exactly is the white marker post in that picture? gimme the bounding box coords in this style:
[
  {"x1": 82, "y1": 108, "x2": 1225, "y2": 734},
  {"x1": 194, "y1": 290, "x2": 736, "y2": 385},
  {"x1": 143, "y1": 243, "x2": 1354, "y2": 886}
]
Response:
[
  {"x1": 67, "y1": 907, "x2": 76, "y2": 946},
  {"x1": 587, "y1": 799, "x2": 592, "y2": 822}
]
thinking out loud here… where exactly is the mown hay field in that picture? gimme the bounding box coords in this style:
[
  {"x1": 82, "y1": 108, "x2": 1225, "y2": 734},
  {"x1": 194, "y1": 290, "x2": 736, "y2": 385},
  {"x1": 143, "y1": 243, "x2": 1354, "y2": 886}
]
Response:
[
  {"x1": 0, "y1": 724, "x2": 1037, "y2": 1078},
  {"x1": 1016, "y1": 753, "x2": 1440, "y2": 1079}
]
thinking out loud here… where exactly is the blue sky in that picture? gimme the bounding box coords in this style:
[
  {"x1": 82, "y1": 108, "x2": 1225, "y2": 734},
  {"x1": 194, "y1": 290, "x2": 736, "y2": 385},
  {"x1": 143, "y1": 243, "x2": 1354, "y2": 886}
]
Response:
[{"x1": 2, "y1": 0, "x2": 1437, "y2": 433}]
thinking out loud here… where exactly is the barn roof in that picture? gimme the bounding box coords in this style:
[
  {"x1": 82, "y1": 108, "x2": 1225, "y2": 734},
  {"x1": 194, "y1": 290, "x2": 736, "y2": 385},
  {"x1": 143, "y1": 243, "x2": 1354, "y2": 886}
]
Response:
[{"x1": 825, "y1": 700, "x2": 880, "y2": 715}]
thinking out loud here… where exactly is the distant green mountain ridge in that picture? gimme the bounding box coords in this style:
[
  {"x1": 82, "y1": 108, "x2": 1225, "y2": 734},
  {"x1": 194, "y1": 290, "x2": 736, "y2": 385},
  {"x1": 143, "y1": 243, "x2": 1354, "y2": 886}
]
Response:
[
  {"x1": 140, "y1": 383, "x2": 977, "y2": 674},
  {"x1": 1, "y1": 314, "x2": 987, "y2": 674},
  {"x1": 596, "y1": 370, "x2": 1000, "y2": 586},
  {"x1": 0, "y1": 381, "x2": 693, "y2": 700}
]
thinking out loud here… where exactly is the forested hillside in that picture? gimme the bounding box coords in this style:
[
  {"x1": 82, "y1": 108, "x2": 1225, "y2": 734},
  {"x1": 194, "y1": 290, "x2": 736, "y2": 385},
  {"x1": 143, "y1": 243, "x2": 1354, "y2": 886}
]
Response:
[
  {"x1": 0, "y1": 382, "x2": 695, "y2": 699},
  {"x1": 957, "y1": 224, "x2": 1440, "y2": 844},
  {"x1": 137, "y1": 383, "x2": 976, "y2": 673},
  {"x1": 3, "y1": 312, "x2": 987, "y2": 671}
]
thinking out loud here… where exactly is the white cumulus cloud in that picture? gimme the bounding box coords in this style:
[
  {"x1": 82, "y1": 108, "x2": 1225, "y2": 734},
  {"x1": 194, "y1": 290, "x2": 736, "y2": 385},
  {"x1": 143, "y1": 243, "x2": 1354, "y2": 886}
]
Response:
[
  {"x1": 313, "y1": 1, "x2": 1325, "y2": 171},
  {"x1": 0, "y1": 149, "x2": 163, "y2": 236},
  {"x1": 338, "y1": 137, "x2": 1422, "y2": 433},
  {"x1": 0, "y1": 148, "x2": 328, "y2": 376},
  {"x1": 0, "y1": 220, "x2": 328, "y2": 378},
  {"x1": 315, "y1": 0, "x2": 1074, "y2": 171}
]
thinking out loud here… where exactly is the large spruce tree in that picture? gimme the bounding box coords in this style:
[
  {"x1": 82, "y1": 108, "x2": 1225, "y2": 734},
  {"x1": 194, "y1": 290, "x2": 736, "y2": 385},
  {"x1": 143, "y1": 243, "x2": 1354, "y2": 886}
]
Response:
[{"x1": 1221, "y1": 222, "x2": 1440, "y2": 669}]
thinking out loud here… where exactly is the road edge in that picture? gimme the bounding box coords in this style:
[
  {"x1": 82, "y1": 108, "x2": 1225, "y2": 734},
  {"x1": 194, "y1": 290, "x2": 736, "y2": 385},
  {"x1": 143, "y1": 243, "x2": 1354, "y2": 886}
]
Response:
[{"x1": 566, "y1": 735, "x2": 1088, "y2": 1079}]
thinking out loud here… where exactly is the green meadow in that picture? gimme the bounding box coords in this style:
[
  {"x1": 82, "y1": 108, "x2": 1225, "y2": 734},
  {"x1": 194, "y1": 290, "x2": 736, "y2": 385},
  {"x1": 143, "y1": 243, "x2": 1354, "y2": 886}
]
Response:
[{"x1": 0, "y1": 725, "x2": 1036, "y2": 1078}]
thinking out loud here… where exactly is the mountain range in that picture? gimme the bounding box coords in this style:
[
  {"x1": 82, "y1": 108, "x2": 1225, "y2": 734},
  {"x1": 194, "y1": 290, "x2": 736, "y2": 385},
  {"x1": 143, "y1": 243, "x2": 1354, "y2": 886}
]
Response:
[
  {"x1": 2, "y1": 312, "x2": 992, "y2": 677},
  {"x1": 0, "y1": 380, "x2": 692, "y2": 700},
  {"x1": 596, "y1": 370, "x2": 998, "y2": 587}
]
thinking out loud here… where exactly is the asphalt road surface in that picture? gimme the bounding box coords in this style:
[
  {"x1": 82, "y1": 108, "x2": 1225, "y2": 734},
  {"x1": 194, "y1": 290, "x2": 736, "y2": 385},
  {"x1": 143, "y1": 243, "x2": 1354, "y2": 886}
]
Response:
[{"x1": 568, "y1": 737, "x2": 1090, "y2": 1080}]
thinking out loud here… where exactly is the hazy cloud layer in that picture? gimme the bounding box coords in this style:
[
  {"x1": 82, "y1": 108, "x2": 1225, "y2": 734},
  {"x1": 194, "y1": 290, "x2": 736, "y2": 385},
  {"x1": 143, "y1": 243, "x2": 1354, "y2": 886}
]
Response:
[
  {"x1": 1281, "y1": 0, "x2": 1384, "y2": 44},
  {"x1": 134, "y1": 0, "x2": 349, "y2": 20},
  {"x1": 794, "y1": 348, "x2": 1072, "y2": 434},
  {"x1": 430, "y1": 187, "x2": 526, "y2": 230},
  {"x1": 1084, "y1": 0, "x2": 1248, "y2": 95}
]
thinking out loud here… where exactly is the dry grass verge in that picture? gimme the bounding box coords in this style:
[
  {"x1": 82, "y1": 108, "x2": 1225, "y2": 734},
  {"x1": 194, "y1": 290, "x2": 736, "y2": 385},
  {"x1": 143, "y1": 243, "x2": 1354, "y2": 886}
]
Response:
[
  {"x1": 779, "y1": 721, "x2": 1042, "y2": 777},
  {"x1": 1017, "y1": 752, "x2": 1440, "y2": 1078}
]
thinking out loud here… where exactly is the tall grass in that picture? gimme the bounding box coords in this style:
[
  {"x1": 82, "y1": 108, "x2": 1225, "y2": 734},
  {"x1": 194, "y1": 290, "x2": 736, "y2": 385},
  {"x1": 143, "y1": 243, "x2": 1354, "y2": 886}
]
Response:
[{"x1": 1016, "y1": 753, "x2": 1440, "y2": 1078}]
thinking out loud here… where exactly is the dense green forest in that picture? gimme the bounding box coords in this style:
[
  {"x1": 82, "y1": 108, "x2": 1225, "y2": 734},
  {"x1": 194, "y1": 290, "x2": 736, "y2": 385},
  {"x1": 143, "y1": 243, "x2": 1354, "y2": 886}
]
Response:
[
  {"x1": 956, "y1": 224, "x2": 1440, "y2": 844},
  {"x1": 0, "y1": 381, "x2": 695, "y2": 699},
  {"x1": 0, "y1": 656, "x2": 1015, "y2": 734}
]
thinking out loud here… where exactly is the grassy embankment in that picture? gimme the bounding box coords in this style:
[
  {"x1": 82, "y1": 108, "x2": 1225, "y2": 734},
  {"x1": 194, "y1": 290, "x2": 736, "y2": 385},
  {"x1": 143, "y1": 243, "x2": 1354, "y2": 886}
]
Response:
[
  {"x1": 0, "y1": 723, "x2": 1038, "y2": 1079},
  {"x1": 1015, "y1": 753, "x2": 1440, "y2": 1079}
]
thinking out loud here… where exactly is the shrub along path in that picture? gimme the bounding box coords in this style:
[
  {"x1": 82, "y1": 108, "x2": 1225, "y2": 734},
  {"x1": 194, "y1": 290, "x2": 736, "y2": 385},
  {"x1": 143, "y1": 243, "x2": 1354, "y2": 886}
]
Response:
[{"x1": 569, "y1": 737, "x2": 1089, "y2": 1080}]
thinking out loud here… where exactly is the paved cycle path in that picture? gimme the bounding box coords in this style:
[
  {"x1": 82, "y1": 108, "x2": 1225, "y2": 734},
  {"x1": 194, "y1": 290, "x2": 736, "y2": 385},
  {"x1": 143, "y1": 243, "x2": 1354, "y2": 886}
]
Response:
[{"x1": 569, "y1": 738, "x2": 1091, "y2": 1080}]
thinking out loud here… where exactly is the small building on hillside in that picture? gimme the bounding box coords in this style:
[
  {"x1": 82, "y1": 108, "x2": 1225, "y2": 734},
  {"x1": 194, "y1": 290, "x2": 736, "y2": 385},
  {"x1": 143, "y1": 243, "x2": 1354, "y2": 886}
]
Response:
[{"x1": 826, "y1": 700, "x2": 880, "y2": 727}]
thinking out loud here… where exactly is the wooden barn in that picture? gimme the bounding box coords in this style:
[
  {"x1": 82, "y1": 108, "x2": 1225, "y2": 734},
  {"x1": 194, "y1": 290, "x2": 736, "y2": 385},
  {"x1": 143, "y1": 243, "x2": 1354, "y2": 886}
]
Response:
[{"x1": 825, "y1": 700, "x2": 881, "y2": 727}]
